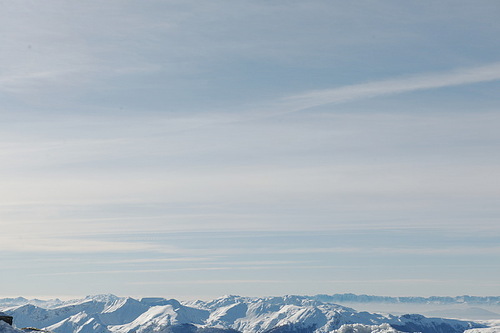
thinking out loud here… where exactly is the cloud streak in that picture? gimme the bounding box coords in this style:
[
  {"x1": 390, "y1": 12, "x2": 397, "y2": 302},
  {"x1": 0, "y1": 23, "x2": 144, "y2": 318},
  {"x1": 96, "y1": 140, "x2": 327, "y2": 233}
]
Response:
[
  {"x1": 283, "y1": 62, "x2": 500, "y2": 111},
  {"x1": 0, "y1": 236, "x2": 172, "y2": 254}
]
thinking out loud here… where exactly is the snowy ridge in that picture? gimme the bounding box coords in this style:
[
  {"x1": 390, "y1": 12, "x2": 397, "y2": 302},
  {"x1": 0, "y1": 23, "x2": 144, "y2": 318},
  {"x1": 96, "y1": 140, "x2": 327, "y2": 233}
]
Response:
[
  {"x1": 0, "y1": 298, "x2": 65, "y2": 310},
  {"x1": 464, "y1": 320, "x2": 500, "y2": 333},
  {"x1": 313, "y1": 295, "x2": 500, "y2": 307},
  {"x1": 331, "y1": 323, "x2": 403, "y2": 333},
  {"x1": 0, "y1": 321, "x2": 22, "y2": 333},
  {"x1": 0, "y1": 295, "x2": 487, "y2": 333}
]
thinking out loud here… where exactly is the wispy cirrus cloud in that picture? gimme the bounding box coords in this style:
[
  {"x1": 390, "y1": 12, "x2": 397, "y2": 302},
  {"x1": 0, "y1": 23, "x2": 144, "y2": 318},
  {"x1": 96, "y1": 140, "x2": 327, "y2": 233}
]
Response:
[
  {"x1": 128, "y1": 279, "x2": 289, "y2": 285},
  {"x1": 279, "y1": 246, "x2": 500, "y2": 256},
  {"x1": 282, "y1": 62, "x2": 500, "y2": 112},
  {"x1": 0, "y1": 236, "x2": 173, "y2": 254}
]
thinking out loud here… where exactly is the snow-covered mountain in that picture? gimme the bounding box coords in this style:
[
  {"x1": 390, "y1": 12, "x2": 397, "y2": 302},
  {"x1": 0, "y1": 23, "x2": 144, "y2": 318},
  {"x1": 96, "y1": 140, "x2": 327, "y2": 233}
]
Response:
[
  {"x1": 0, "y1": 298, "x2": 66, "y2": 310},
  {"x1": 312, "y1": 295, "x2": 500, "y2": 307},
  {"x1": 0, "y1": 295, "x2": 487, "y2": 333},
  {"x1": 311, "y1": 295, "x2": 500, "y2": 320},
  {"x1": 0, "y1": 321, "x2": 21, "y2": 333}
]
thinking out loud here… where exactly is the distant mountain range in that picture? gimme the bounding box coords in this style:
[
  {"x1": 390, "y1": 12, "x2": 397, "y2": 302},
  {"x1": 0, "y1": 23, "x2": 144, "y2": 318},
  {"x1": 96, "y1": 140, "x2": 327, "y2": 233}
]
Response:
[
  {"x1": 2, "y1": 294, "x2": 499, "y2": 310},
  {"x1": 312, "y1": 295, "x2": 500, "y2": 306},
  {"x1": 0, "y1": 294, "x2": 490, "y2": 333}
]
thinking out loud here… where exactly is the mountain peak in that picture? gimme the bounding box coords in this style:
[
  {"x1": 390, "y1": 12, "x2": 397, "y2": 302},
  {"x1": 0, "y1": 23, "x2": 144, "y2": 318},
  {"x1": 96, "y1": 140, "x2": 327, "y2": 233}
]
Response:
[
  {"x1": 0, "y1": 295, "x2": 489, "y2": 333},
  {"x1": 84, "y1": 294, "x2": 121, "y2": 303}
]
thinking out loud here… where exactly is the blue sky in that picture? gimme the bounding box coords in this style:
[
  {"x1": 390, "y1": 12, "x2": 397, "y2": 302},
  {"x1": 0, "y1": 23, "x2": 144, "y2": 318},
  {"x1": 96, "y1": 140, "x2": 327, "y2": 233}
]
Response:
[{"x1": 1, "y1": 1, "x2": 500, "y2": 300}]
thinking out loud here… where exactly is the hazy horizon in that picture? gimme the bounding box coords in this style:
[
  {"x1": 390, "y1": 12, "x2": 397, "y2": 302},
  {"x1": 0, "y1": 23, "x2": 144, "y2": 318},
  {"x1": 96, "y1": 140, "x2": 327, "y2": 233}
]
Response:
[{"x1": 2, "y1": 293, "x2": 500, "y2": 322}]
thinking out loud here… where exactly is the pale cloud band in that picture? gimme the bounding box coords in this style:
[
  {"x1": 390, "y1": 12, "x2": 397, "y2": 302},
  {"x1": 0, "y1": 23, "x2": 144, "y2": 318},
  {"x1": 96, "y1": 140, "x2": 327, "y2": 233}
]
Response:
[{"x1": 284, "y1": 62, "x2": 500, "y2": 111}]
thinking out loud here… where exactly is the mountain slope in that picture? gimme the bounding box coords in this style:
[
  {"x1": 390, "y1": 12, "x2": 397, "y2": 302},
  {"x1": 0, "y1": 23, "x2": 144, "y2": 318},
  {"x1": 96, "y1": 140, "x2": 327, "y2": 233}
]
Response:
[
  {"x1": 313, "y1": 295, "x2": 500, "y2": 307},
  {"x1": 0, "y1": 295, "x2": 486, "y2": 333}
]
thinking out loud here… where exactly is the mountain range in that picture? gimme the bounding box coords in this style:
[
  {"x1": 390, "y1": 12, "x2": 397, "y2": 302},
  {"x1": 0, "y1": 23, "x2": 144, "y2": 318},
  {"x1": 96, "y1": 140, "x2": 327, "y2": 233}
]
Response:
[
  {"x1": 0, "y1": 294, "x2": 490, "y2": 333},
  {"x1": 312, "y1": 295, "x2": 500, "y2": 306}
]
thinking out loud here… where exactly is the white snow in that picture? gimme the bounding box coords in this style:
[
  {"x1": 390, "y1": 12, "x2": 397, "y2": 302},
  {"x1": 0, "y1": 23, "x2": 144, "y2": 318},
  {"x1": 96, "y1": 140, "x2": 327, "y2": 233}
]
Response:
[
  {"x1": 0, "y1": 295, "x2": 491, "y2": 333},
  {"x1": 465, "y1": 320, "x2": 500, "y2": 333},
  {"x1": 332, "y1": 323, "x2": 403, "y2": 333},
  {"x1": 0, "y1": 321, "x2": 22, "y2": 333}
]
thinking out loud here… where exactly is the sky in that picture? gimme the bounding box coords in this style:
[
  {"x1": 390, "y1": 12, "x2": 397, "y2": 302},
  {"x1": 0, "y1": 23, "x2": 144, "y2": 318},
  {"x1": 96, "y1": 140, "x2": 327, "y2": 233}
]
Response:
[{"x1": 1, "y1": 1, "x2": 500, "y2": 300}]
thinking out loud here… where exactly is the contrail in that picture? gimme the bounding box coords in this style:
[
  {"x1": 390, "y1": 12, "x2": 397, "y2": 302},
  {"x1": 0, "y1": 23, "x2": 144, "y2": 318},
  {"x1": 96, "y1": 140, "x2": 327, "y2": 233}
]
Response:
[{"x1": 283, "y1": 62, "x2": 500, "y2": 111}]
